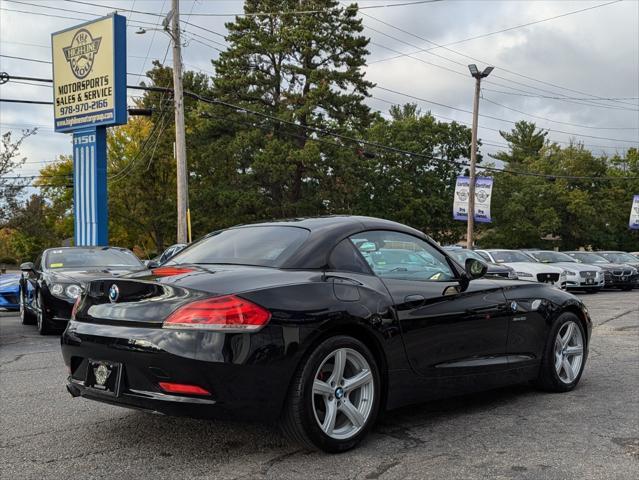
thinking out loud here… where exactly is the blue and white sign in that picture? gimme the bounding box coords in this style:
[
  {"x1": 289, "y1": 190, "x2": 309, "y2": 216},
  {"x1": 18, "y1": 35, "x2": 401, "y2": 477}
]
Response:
[
  {"x1": 453, "y1": 176, "x2": 494, "y2": 223},
  {"x1": 630, "y1": 195, "x2": 639, "y2": 230},
  {"x1": 73, "y1": 128, "x2": 108, "y2": 245}
]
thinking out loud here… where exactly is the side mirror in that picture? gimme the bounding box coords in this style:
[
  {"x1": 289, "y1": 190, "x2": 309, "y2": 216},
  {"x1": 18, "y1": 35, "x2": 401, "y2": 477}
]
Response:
[
  {"x1": 465, "y1": 258, "x2": 488, "y2": 279},
  {"x1": 144, "y1": 260, "x2": 159, "y2": 269},
  {"x1": 20, "y1": 262, "x2": 35, "y2": 272},
  {"x1": 359, "y1": 242, "x2": 377, "y2": 253}
]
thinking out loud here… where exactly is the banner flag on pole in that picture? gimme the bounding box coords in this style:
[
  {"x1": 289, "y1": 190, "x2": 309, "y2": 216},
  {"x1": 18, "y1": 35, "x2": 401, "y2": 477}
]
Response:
[
  {"x1": 453, "y1": 176, "x2": 494, "y2": 223},
  {"x1": 630, "y1": 195, "x2": 639, "y2": 230}
]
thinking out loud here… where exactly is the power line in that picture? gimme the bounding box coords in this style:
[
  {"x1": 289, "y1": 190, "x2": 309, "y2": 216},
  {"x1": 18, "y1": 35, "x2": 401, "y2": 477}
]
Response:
[
  {"x1": 481, "y1": 96, "x2": 639, "y2": 131},
  {"x1": 3, "y1": 78, "x2": 637, "y2": 182},
  {"x1": 3, "y1": 73, "x2": 636, "y2": 150},
  {"x1": 63, "y1": 0, "x2": 445, "y2": 18},
  {"x1": 361, "y1": 4, "x2": 637, "y2": 110},
  {"x1": 0, "y1": 54, "x2": 51, "y2": 65},
  {"x1": 369, "y1": 94, "x2": 633, "y2": 151},
  {"x1": 363, "y1": 21, "x2": 639, "y2": 115},
  {"x1": 482, "y1": 87, "x2": 639, "y2": 104},
  {"x1": 375, "y1": 86, "x2": 639, "y2": 144}
]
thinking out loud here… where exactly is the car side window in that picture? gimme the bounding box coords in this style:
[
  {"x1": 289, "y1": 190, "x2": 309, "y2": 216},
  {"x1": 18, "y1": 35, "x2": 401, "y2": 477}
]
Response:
[
  {"x1": 350, "y1": 231, "x2": 455, "y2": 282},
  {"x1": 328, "y1": 239, "x2": 372, "y2": 274},
  {"x1": 34, "y1": 255, "x2": 42, "y2": 271}
]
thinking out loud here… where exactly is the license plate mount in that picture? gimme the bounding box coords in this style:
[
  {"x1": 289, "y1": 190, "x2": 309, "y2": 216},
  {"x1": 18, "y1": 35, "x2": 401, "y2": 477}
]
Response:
[{"x1": 86, "y1": 360, "x2": 123, "y2": 396}]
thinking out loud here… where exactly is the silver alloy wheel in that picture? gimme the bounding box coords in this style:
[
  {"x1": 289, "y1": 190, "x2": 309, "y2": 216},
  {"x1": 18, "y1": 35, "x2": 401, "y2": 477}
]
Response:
[
  {"x1": 554, "y1": 320, "x2": 584, "y2": 384},
  {"x1": 311, "y1": 347, "x2": 375, "y2": 440}
]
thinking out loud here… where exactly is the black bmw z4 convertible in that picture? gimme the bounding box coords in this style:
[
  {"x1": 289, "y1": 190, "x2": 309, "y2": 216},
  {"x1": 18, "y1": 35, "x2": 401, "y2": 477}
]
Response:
[{"x1": 62, "y1": 216, "x2": 591, "y2": 452}]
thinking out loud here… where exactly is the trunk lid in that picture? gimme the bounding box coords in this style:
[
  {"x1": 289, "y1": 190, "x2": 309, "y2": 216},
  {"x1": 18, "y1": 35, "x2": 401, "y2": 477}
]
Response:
[{"x1": 75, "y1": 264, "x2": 318, "y2": 327}]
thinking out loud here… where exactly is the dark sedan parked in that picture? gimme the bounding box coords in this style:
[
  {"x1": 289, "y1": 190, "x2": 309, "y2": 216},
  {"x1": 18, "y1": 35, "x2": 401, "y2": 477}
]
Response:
[
  {"x1": 444, "y1": 246, "x2": 518, "y2": 280},
  {"x1": 563, "y1": 251, "x2": 638, "y2": 291},
  {"x1": 20, "y1": 247, "x2": 147, "y2": 334},
  {"x1": 62, "y1": 217, "x2": 591, "y2": 452}
]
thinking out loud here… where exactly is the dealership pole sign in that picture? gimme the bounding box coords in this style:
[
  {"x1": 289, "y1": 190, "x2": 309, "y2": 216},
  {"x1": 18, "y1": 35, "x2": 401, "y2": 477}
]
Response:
[
  {"x1": 453, "y1": 176, "x2": 494, "y2": 223},
  {"x1": 630, "y1": 195, "x2": 639, "y2": 230},
  {"x1": 52, "y1": 14, "x2": 126, "y2": 245}
]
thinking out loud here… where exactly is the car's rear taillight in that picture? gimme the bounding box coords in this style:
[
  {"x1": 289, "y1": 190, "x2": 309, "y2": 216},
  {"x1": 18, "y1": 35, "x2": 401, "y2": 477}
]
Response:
[
  {"x1": 158, "y1": 382, "x2": 211, "y2": 396},
  {"x1": 162, "y1": 295, "x2": 271, "y2": 332}
]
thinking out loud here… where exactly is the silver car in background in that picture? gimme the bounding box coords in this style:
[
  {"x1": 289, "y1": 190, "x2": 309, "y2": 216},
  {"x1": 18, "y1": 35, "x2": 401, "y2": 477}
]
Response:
[
  {"x1": 475, "y1": 249, "x2": 567, "y2": 289},
  {"x1": 525, "y1": 250, "x2": 603, "y2": 292}
]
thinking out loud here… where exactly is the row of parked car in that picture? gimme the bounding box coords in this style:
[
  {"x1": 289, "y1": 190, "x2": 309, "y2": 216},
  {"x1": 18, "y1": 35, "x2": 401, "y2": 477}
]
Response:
[
  {"x1": 0, "y1": 242, "x2": 637, "y2": 335},
  {"x1": 445, "y1": 247, "x2": 639, "y2": 292}
]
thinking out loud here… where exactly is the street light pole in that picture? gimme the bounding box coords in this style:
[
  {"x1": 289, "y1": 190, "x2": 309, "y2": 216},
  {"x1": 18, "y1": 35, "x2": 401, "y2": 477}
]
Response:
[
  {"x1": 169, "y1": 0, "x2": 189, "y2": 244},
  {"x1": 466, "y1": 64, "x2": 493, "y2": 250}
]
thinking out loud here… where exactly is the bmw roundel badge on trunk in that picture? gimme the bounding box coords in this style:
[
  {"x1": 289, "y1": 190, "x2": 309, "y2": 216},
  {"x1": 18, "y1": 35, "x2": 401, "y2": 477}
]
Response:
[{"x1": 108, "y1": 284, "x2": 119, "y2": 303}]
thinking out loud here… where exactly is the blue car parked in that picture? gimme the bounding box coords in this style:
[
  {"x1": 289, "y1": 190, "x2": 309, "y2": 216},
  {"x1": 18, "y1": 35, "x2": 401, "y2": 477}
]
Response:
[{"x1": 0, "y1": 273, "x2": 20, "y2": 311}]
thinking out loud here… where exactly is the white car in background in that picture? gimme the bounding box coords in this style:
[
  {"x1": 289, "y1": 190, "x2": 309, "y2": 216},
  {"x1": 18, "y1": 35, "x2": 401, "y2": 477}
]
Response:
[
  {"x1": 475, "y1": 249, "x2": 567, "y2": 289},
  {"x1": 525, "y1": 250, "x2": 604, "y2": 292}
]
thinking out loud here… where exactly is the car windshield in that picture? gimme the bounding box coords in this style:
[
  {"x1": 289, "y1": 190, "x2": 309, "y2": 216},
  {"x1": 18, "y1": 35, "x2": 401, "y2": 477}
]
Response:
[
  {"x1": 529, "y1": 251, "x2": 576, "y2": 263},
  {"x1": 447, "y1": 249, "x2": 485, "y2": 264},
  {"x1": 489, "y1": 251, "x2": 536, "y2": 263},
  {"x1": 567, "y1": 252, "x2": 608, "y2": 264},
  {"x1": 599, "y1": 252, "x2": 638, "y2": 264},
  {"x1": 45, "y1": 248, "x2": 142, "y2": 269},
  {"x1": 166, "y1": 226, "x2": 309, "y2": 267}
]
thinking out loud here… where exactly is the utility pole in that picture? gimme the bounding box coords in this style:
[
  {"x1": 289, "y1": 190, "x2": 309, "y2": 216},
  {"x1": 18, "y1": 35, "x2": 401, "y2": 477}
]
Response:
[
  {"x1": 168, "y1": 0, "x2": 189, "y2": 244},
  {"x1": 466, "y1": 64, "x2": 494, "y2": 250}
]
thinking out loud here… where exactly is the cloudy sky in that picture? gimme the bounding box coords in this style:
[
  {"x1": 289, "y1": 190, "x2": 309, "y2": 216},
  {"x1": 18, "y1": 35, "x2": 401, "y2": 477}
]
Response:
[{"x1": 1, "y1": 0, "x2": 638, "y2": 185}]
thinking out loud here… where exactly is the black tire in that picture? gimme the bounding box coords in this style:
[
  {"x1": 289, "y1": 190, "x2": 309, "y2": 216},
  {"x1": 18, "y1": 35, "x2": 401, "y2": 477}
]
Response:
[
  {"x1": 535, "y1": 312, "x2": 586, "y2": 392},
  {"x1": 36, "y1": 291, "x2": 54, "y2": 335},
  {"x1": 281, "y1": 335, "x2": 381, "y2": 453},
  {"x1": 19, "y1": 286, "x2": 36, "y2": 325},
  {"x1": 621, "y1": 286, "x2": 633, "y2": 291}
]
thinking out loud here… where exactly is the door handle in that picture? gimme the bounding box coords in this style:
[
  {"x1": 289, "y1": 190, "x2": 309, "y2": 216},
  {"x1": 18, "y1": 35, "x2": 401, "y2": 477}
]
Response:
[{"x1": 404, "y1": 294, "x2": 425, "y2": 308}]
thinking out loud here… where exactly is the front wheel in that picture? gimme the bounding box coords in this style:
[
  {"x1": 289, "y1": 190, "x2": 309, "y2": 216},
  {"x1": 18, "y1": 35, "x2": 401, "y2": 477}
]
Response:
[
  {"x1": 281, "y1": 336, "x2": 381, "y2": 452},
  {"x1": 535, "y1": 313, "x2": 586, "y2": 392},
  {"x1": 36, "y1": 292, "x2": 54, "y2": 335},
  {"x1": 19, "y1": 286, "x2": 36, "y2": 325}
]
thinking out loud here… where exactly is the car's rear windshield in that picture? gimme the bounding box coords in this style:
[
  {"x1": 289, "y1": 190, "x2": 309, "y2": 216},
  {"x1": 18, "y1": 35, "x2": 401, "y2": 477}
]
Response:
[
  {"x1": 45, "y1": 248, "x2": 142, "y2": 269},
  {"x1": 166, "y1": 226, "x2": 310, "y2": 268}
]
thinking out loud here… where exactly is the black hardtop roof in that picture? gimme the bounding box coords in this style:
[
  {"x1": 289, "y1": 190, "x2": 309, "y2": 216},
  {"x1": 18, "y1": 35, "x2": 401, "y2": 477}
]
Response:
[{"x1": 230, "y1": 216, "x2": 431, "y2": 269}]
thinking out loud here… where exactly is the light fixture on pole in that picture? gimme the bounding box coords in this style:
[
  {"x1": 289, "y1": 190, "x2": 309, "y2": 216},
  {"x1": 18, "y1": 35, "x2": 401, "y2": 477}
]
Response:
[{"x1": 466, "y1": 64, "x2": 494, "y2": 250}]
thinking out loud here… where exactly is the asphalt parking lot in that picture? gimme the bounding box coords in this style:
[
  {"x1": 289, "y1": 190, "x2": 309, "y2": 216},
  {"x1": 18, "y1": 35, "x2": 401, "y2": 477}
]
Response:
[{"x1": 1, "y1": 290, "x2": 637, "y2": 480}]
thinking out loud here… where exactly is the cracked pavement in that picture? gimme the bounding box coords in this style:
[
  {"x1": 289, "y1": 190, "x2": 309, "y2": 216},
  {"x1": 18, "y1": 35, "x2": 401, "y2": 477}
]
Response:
[{"x1": 1, "y1": 291, "x2": 637, "y2": 479}]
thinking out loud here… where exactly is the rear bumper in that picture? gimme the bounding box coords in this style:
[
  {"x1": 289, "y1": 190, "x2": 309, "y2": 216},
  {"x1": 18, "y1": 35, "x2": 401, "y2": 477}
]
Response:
[{"x1": 61, "y1": 320, "x2": 300, "y2": 421}]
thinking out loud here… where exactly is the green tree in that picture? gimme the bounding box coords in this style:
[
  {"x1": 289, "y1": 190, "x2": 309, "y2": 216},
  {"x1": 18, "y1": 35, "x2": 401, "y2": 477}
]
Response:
[
  {"x1": 0, "y1": 129, "x2": 37, "y2": 225},
  {"x1": 357, "y1": 104, "x2": 473, "y2": 243},
  {"x1": 493, "y1": 120, "x2": 548, "y2": 165},
  {"x1": 190, "y1": 0, "x2": 373, "y2": 232},
  {"x1": 34, "y1": 155, "x2": 74, "y2": 241}
]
